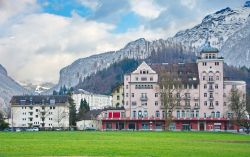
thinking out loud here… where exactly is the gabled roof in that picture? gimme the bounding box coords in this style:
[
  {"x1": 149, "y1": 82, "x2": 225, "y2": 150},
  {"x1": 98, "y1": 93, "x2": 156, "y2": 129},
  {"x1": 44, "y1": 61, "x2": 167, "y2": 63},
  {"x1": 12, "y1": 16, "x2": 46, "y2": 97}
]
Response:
[
  {"x1": 151, "y1": 63, "x2": 199, "y2": 85},
  {"x1": 132, "y1": 61, "x2": 156, "y2": 74}
]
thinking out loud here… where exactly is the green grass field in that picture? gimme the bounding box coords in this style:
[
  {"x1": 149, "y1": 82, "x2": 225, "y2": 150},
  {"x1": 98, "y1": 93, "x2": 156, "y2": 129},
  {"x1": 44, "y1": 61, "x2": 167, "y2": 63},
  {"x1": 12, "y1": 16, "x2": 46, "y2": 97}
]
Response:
[{"x1": 0, "y1": 131, "x2": 249, "y2": 157}]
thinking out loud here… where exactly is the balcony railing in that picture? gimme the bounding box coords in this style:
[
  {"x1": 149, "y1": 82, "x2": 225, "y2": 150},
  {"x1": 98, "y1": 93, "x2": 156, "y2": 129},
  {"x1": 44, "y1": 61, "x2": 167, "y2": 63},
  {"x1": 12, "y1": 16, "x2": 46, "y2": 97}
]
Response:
[
  {"x1": 208, "y1": 88, "x2": 214, "y2": 92},
  {"x1": 208, "y1": 79, "x2": 214, "y2": 83},
  {"x1": 209, "y1": 105, "x2": 214, "y2": 109},
  {"x1": 209, "y1": 97, "x2": 214, "y2": 100},
  {"x1": 140, "y1": 96, "x2": 148, "y2": 101},
  {"x1": 184, "y1": 105, "x2": 191, "y2": 109},
  {"x1": 194, "y1": 105, "x2": 200, "y2": 109}
]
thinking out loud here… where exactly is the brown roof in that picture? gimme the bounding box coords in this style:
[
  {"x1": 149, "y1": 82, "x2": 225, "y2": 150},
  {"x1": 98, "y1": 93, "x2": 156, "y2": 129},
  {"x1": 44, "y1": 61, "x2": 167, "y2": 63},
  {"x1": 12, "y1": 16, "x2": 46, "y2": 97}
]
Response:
[{"x1": 150, "y1": 63, "x2": 199, "y2": 85}]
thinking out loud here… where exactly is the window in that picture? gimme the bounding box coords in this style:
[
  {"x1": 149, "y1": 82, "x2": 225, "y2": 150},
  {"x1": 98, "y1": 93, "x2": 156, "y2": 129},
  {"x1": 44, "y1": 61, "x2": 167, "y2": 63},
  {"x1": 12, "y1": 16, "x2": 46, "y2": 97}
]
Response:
[
  {"x1": 126, "y1": 85, "x2": 128, "y2": 89},
  {"x1": 215, "y1": 101, "x2": 219, "y2": 106},
  {"x1": 131, "y1": 93, "x2": 134, "y2": 97},
  {"x1": 211, "y1": 112, "x2": 215, "y2": 118},
  {"x1": 35, "y1": 109, "x2": 38, "y2": 112},
  {"x1": 191, "y1": 111, "x2": 194, "y2": 118},
  {"x1": 204, "y1": 84, "x2": 207, "y2": 89},
  {"x1": 204, "y1": 101, "x2": 207, "y2": 106},
  {"x1": 155, "y1": 101, "x2": 158, "y2": 106},
  {"x1": 35, "y1": 115, "x2": 38, "y2": 118},
  {"x1": 50, "y1": 99, "x2": 55, "y2": 105},
  {"x1": 136, "y1": 77, "x2": 138, "y2": 81},
  {"x1": 156, "y1": 111, "x2": 160, "y2": 118},
  {"x1": 141, "y1": 77, "x2": 147, "y2": 81},
  {"x1": 133, "y1": 111, "x2": 136, "y2": 118},
  {"x1": 204, "y1": 113, "x2": 207, "y2": 118},
  {"x1": 209, "y1": 76, "x2": 214, "y2": 81},
  {"x1": 117, "y1": 95, "x2": 120, "y2": 100},
  {"x1": 182, "y1": 111, "x2": 185, "y2": 118},
  {"x1": 216, "y1": 112, "x2": 220, "y2": 118},
  {"x1": 209, "y1": 93, "x2": 213, "y2": 98},
  {"x1": 203, "y1": 76, "x2": 206, "y2": 81},
  {"x1": 196, "y1": 111, "x2": 199, "y2": 118},
  {"x1": 138, "y1": 111, "x2": 142, "y2": 118},
  {"x1": 155, "y1": 93, "x2": 158, "y2": 97},
  {"x1": 204, "y1": 93, "x2": 207, "y2": 97},
  {"x1": 177, "y1": 111, "x2": 180, "y2": 118},
  {"x1": 126, "y1": 93, "x2": 128, "y2": 97},
  {"x1": 144, "y1": 111, "x2": 148, "y2": 117},
  {"x1": 203, "y1": 62, "x2": 207, "y2": 66},
  {"x1": 150, "y1": 77, "x2": 153, "y2": 81},
  {"x1": 121, "y1": 112, "x2": 125, "y2": 118},
  {"x1": 215, "y1": 84, "x2": 218, "y2": 89},
  {"x1": 176, "y1": 93, "x2": 180, "y2": 98},
  {"x1": 216, "y1": 76, "x2": 219, "y2": 80},
  {"x1": 131, "y1": 101, "x2": 137, "y2": 106},
  {"x1": 215, "y1": 62, "x2": 219, "y2": 66},
  {"x1": 224, "y1": 102, "x2": 227, "y2": 106}
]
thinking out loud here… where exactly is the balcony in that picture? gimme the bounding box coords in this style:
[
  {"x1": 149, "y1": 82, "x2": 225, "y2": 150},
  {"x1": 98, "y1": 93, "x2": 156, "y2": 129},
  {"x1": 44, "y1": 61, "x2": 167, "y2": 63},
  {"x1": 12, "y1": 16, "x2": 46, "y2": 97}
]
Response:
[
  {"x1": 209, "y1": 97, "x2": 214, "y2": 100},
  {"x1": 208, "y1": 79, "x2": 214, "y2": 83},
  {"x1": 208, "y1": 88, "x2": 214, "y2": 92},
  {"x1": 184, "y1": 96, "x2": 191, "y2": 100},
  {"x1": 175, "y1": 105, "x2": 181, "y2": 109},
  {"x1": 194, "y1": 105, "x2": 200, "y2": 109},
  {"x1": 209, "y1": 105, "x2": 214, "y2": 109},
  {"x1": 140, "y1": 96, "x2": 148, "y2": 101},
  {"x1": 184, "y1": 105, "x2": 191, "y2": 109}
]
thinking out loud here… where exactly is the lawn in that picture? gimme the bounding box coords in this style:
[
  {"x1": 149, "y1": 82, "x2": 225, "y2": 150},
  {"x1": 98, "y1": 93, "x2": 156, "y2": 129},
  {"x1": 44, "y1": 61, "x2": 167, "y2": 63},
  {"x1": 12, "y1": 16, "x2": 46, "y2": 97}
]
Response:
[{"x1": 0, "y1": 131, "x2": 249, "y2": 157}]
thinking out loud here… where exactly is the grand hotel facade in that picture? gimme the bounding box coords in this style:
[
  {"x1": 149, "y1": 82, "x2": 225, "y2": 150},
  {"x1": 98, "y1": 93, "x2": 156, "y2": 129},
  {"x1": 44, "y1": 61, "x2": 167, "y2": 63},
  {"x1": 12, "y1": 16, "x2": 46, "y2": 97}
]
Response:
[{"x1": 102, "y1": 43, "x2": 246, "y2": 131}]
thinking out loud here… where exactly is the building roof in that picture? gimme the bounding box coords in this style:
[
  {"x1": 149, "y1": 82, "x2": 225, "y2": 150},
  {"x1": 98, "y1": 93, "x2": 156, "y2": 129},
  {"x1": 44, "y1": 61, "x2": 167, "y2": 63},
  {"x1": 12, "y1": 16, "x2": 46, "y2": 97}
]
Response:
[
  {"x1": 10, "y1": 95, "x2": 69, "y2": 105},
  {"x1": 151, "y1": 63, "x2": 199, "y2": 85},
  {"x1": 200, "y1": 42, "x2": 219, "y2": 53},
  {"x1": 79, "y1": 109, "x2": 104, "y2": 120}
]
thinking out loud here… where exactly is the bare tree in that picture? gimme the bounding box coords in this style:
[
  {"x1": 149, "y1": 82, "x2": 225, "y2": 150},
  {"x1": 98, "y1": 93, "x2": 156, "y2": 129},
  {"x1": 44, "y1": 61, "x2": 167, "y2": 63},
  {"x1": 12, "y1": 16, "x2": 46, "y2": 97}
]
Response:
[
  {"x1": 54, "y1": 107, "x2": 68, "y2": 128},
  {"x1": 229, "y1": 88, "x2": 250, "y2": 134},
  {"x1": 159, "y1": 69, "x2": 183, "y2": 130}
]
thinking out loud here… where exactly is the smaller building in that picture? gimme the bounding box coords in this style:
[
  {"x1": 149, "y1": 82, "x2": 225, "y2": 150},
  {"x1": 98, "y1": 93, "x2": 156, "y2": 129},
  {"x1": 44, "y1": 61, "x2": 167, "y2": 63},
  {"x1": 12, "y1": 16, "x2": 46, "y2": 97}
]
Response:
[
  {"x1": 76, "y1": 109, "x2": 103, "y2": 130},
  {"x1": 72, "y1": 89, "x2": 112, "y2": 111},
  {"x1": 111, "y1": 84, "x2": 124, "y2": 108},
  {"x1": 10, "y1": 95, "x2": 70, "y2": 129}
]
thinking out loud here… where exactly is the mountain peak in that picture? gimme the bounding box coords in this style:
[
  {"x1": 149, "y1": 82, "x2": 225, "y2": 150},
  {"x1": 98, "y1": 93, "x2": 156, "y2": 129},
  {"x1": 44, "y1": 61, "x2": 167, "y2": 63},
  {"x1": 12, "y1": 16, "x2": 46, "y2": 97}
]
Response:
[
  {"x1": 244, "y1": 1, "x2": 250, "y2": 7},
  {"x1": 0, "y1": 64, "x2": 7, "y2": 76}
]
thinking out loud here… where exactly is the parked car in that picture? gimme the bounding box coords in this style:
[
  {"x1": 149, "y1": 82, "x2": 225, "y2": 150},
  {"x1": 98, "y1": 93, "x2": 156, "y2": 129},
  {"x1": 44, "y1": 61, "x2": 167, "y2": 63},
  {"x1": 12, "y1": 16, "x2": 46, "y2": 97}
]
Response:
[
  {"x1": 3, "y1": 128, "x2": 14, "y2": 132},
  {"x1": 15, "y1": 128, "x2": 22, "y2": 132},
  {"x1": 26, "y1": 127, "x2": 39, "y2": 131}
]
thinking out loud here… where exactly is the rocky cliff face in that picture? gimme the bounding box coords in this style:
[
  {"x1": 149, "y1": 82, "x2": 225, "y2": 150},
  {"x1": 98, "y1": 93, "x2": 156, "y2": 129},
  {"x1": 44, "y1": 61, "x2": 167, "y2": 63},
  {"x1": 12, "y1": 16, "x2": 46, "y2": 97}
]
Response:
[{"x1": 0, "y1": 64, "x2": 29, "y2": 114}]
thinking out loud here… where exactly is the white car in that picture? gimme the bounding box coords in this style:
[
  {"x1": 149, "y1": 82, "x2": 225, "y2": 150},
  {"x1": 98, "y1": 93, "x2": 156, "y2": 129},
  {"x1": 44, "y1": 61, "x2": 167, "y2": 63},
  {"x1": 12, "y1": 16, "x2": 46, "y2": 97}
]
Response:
[{"x1": 26, "y1": 127, "x2": 39, "y2": 131}]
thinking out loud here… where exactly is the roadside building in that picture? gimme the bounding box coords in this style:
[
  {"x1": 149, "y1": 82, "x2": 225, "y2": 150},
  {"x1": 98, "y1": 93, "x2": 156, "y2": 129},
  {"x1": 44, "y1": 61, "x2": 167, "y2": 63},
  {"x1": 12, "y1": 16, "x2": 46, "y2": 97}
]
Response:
[{"x1": 10, "y1": 95, "x2": 69, "y2": 129}]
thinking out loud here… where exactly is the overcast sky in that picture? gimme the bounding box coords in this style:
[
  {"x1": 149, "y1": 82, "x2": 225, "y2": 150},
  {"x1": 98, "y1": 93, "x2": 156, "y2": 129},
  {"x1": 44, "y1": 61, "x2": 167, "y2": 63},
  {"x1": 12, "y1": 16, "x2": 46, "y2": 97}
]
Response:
[{"x1": 0, "y1": 0, "x2": 247, "y2": 84}]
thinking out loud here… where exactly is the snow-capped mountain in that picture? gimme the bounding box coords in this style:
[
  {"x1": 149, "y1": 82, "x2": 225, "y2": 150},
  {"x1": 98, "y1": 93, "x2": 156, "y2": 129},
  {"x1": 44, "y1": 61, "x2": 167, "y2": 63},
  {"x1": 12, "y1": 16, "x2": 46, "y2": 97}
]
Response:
[
  {"x1": 0, "y1": 64, "x2": 30, "y2": 114},
  {"x1": 50, "y1": 2, "x2": 250, "y2": 92},
  {"x1": 172, "y1": 3, "x2": 250, "y2": 49},
  {"x1": 50, "y1": 38, "x2": 193, "y2": 91},
  {"x1": 22, "y1": 81, "x2": 55, "y2": 94},
  {"x1": 221, "y1": 17, "x2": 250, "y2": 68}
]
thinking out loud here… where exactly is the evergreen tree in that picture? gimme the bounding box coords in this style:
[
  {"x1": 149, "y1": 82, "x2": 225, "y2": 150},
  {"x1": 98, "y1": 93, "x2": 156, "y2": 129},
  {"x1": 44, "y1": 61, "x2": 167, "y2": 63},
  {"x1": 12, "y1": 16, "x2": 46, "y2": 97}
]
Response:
[
  {"x1": 59, "y1": 86, "x2": 63, "y2": 95},
  {"x1": 53, "y1": 90, "x2": 58, "y2": 95},
  {"x1": 63, "y1": 85, "x2": 67, "y2": 95},
  {"x1": 0, "y1": 112, "x2": 9, "y2": 130},
  {"x1": 67, "y1": 92, "x2": 76, "y2": 127}
]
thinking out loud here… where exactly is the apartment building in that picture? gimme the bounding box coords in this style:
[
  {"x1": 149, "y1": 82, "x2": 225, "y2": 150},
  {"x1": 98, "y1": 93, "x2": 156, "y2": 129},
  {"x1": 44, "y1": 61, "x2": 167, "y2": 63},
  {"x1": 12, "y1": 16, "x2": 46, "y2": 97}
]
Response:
[{"x1": 10, "y1": 95, "x2": 69, "y2": 129}]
